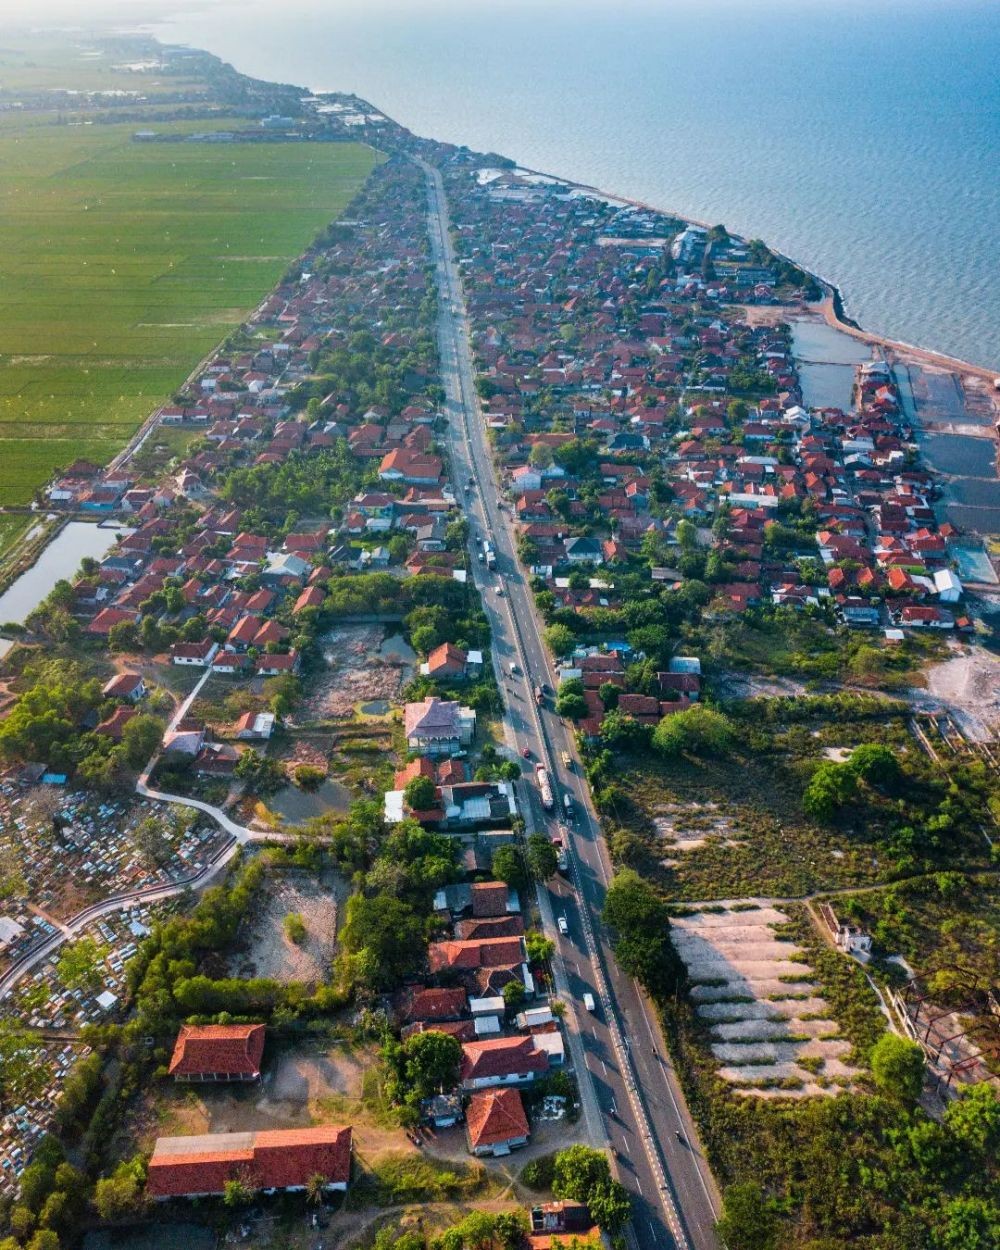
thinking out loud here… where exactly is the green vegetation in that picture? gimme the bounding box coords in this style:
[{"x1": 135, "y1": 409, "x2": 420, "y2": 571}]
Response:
[
  {"x1": 0, "y1": 119, "x2": 374, "y2": 503},
  {"x1": 603, "y1": 869, "x2": 686, "y2": 998},
  {"x1": 596, "y1": 694, "x2": 996, "y2": 899},
  {"x1": 282, "y1": 912, "x2": 307, "y2": 945},
  {"x1": 870, "y1": 1033, "x2": 926, "y2": 1104},
  {"x1": 550, "y1": 1145, "x2": 632, "y2": 1233}
]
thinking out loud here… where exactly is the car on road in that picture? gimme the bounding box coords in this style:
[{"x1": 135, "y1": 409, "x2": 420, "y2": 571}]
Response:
[
  {"x1": 557, "y1": 915, "x2": 569, "y2": 935},
  {"x1": 509, "y1": 661, "x2": 519, "y2": 676},
  {"x1": 563, "y1": 793, "x2": 573, "y2": 817},
  {"x1": 583, "y1": 992, "x2": 596, "y2": 1013},
  {"x1": 496, "y1": 585, "x2": 504, "y2": 597},
  {"x1": 521, "y1": 746, "x2": 532, "y2": 759}
]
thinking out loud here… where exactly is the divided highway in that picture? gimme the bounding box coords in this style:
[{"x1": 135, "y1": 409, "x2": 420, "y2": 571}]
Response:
[{"x1": 418, "y1": 157, "x2": 722, "y2": 1250}]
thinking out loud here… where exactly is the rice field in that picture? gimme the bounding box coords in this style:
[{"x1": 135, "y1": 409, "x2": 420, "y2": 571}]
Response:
[{"x1": 0, "y1": 118, "x2": 376, "y2": 503}]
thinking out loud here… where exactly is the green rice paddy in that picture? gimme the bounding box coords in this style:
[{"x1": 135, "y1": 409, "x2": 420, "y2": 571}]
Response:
[{"x1": 0, "y1": 118, "x2": 376, "y2": 505}]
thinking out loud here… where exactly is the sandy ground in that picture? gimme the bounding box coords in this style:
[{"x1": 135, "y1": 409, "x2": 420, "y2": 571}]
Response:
[
  {"x1": 905, "y1": 642, "x2": 1000, "y2": 739},
  {"x1": 228, "y1": 872, "x2": 345, "y2": 985},
  {"x1": 301, "y1": 625, "x2": 410, "y2": 720},
  {"x1": 672, "y1": 904, "x2": 861, "y2": 1098}
]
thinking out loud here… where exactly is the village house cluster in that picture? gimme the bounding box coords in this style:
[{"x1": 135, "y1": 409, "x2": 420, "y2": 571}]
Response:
[{"x1": 437, "y1": 158, "x2": 971, "y2": 729}]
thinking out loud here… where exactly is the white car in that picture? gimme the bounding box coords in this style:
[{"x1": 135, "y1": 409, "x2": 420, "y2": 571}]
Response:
[
  {"x1": 557, "y1": 915, "x2": 569, "y2": 935},
  {"x1": 583, "y1": 992, "x2": 596, "y2": 1013}
]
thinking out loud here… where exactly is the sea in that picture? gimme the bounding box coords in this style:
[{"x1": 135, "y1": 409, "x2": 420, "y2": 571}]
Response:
[{"x1": 152, "y1": 0, "x2": 1000, "y2": 371}]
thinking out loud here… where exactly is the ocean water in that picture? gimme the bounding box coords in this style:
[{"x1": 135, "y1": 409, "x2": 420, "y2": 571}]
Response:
[{"x1": 153, "y1": 0, "x2": 1000, "y2": 371}]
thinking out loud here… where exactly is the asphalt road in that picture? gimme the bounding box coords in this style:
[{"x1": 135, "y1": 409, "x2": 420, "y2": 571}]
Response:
[{"x1": 418, "y1": 157, "x2": 722, "y2": 1250}]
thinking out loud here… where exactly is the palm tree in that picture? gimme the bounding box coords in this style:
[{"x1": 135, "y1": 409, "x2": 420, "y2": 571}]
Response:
[{"x1": 305, "y1": 1172, "x2": 328, "y2": 1205}]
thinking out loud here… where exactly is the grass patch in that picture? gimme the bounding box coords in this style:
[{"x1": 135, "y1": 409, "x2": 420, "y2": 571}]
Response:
[
  {"x1": 0, "y1": 117, "x2": 376, "y2": 503},
  {"x1": 347, "y1": 1153, "x2": 491, "y2": 1209}
]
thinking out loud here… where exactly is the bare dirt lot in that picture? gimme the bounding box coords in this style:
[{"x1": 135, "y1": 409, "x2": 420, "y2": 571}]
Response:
[
  {"x1": 301, "y1": 625, "x2": 411, "y2": 721},
  {"x1": 151, "y1": 1041, "x2": 407, "y2": 1159},
  {"x1": 227, "y1": 870, "x2": 347, "y2": 985},
  {"x1": 673, "y1": 903, "x2": 861, "y2": 1097},
  {"x1": 911, "y1": 643, "x2": 1000, "y2": 739}
]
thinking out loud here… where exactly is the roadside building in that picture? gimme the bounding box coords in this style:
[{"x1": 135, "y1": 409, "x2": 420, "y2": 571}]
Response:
[
  {"x1": 167, "y1": 1024, "x2": 266, "y2": 1082},
  {"x1": 146, "y1": 1125, "x2": 352, "y2": 1199},
  {"x1": 465, "y1": 1087, "x2": 530, "y2": 1157}
]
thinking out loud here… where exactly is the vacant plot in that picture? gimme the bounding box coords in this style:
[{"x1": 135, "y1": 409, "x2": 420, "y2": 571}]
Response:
[
  {"x1": 227, "y1": 871, "x2": 346, "y2": 985},
  {"x1": 673, "y1": 903, "x2": 862, "y2": 1097},
  {"x1": 0, "y1": 119, "x2": 375, "y2": 503},
  {"x1": 302, "y1": 625, "x2": 411, "y2": 721}
]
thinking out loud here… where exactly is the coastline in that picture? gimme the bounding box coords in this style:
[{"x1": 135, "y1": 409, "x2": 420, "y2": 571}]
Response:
[{"x1": 448, "y1": 154, "x2": 1000, "y2": 394}]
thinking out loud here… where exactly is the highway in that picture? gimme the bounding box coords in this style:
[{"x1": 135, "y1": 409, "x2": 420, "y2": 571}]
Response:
[{"x1": 418, "y1": 157, "x2": 722, "y2": 1250}]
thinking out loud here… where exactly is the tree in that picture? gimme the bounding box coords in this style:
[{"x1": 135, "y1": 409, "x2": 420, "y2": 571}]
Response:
[
  {"x1": 133, "y1": 815, "x2": 171, "y2": 866},
  {"x1": 0, "y1": 1019, "x2": 47, "y2": 1103},
  {"x1": 120, "y1": 714, "x2": 165, "y2": 770},
  {"x1": 491, "y1": 844, "x2": 527, "y2": 892},
  {"x1": 603, "y1": 870, "x2": 686, "y2": 998},
  {"x1": 652, "y1": 705, "x2": 733, "y2": 759},
  {"x1": 234, "y1": 748, "x2": 286, "y2": 796},
  {"x1": 56, "y1": 938, "x2": 102, "y2": 993},
  {"x1": 305, "y1": 1172, "x2": 328, "y2": 1205},
  {"x1": 599, "y1": 709, "x2": 648, "y2": 749},
  {"x1": 404, "y1": 774, "x2": 438, "y2": 812},
  {"x1": 502, "y1": 979, "x2": 527, "y2": 1014},
  {"x1": 399, "y1": 1029, "x2": 462, "y2": 1100},
  {"x1": 92, "y1": 1169, "x2": 143, "y2": 1221},
  {"x1": 340, "y1": 893, "x2": 426, "y2": 991},
  {"x1": 555, "y1": 678, "x2": 587, "y2": 721},
  {"x1": 222, "y1": 1174, "x2": 255, "y2": 1207},
  {"x1": 803, "y1": 760, "x2": 857, "y2": 823},
  {"x1": 526, "y1": 833, "x2": 558, "y2": 881},
  {"x1": 283, "y1": 912, "x2": 307, "y2": 944},
  {"x1": 26, "y1": 1233, "x2": 60, "y2": 1250},
  {"x1": 525, "y1": 930, "x2": 555, "y2": 964},
  {"x1": 544, "y1": 623, "x2": 577, "y2": 658},
  {"x1": 588, "y1": 1179, "x2": 633, "y2": 1233},
  {"x1": 493, "y1": 1211, "x2": 530, "y2": 1250},
  {"x1": 598, "y1": 681, "x2": 620, "y2": 711},
  {"x1": 944, "y1": 1083, "x2": 1000, "y2": 1157},
  {"x1": 848, "y1": 743, "x2": 900, "y2": 787},
  {"x1": 553, "y1": 1144, "x2": 611, "y2": 1201},
  {"x1": 716, "y1": 1182, "x2": 778, "y2": 1250},
  {"x1": 870, "y1": 1032, "x2": 925, "y2": 1103}
]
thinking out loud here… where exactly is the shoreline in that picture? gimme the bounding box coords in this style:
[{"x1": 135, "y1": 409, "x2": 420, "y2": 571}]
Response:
[{"x1": 506, "y1": 160, "x2": 1000, "y2": 391}]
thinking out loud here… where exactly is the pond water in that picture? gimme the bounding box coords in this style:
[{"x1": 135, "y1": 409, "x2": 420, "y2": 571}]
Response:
[
  {"x1": 0, "y1": 521, "x2": 124, "y2": 626},
  {"x1": 951, "y1": 543, "x2": 999, "y2": 585},
  {"x1": 267, "y1": 777, "x2": 353, "y2": 825},
  {"x1": 919, "y1": 433, "x2": 997, "y2": 479},
  {"x1": 791, "y1": 318, "x2": 871, "y2": 413}
]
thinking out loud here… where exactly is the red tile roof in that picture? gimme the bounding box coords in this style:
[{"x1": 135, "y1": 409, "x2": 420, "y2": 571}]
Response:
[
  {"x1": 471, "y1": 881, "x2": 509, "y2": 918},
  {"x1": 147, "y1": 1126, "x2": 352, "y2": 1198},
  {"x1": 168, "y1": 1024, "x2": 265, "y2": 1079},
  {"x1": 401, "y1": 986, "x2": 468, "y2": 1024},
  {"x1": 460, "y1": 1036, "x2": 548, "y2": 1083},
  {"x1": 466, "y1": 1087, "x2": 530, "y2": 1150},
  {"x1": 428, "y1": 937, "x2": 523, "y2": 973}
]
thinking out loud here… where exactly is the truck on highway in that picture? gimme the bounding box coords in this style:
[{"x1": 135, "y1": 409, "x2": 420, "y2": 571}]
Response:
[
  {"x1": 535, "y1": 764, "x2": 554, "y2": 811},
  {"x1": 562, "y1": 793, "x2": 573, "y2": 818},
  {"x1": 533, "y1": 684, "x2": 544, "y2": 706},
  {"x1": 485, "y1": 546, "x2": 497, "y2": 571},
  {"x1": 560, "y1": 750, "x2": 572, "y2": 770}
]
